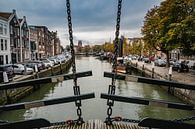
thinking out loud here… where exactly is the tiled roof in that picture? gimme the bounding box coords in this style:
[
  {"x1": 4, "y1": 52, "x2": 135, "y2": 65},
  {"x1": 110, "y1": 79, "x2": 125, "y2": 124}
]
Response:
[{"x1": 0, "y1": 12, "x2": 12, "y2": 19}]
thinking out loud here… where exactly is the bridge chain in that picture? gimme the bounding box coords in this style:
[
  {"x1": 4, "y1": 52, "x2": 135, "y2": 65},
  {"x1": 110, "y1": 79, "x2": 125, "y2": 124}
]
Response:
[
  {"x1": 109, "y1": 116, "x2": 141, "y2": 124},
  {"x1": 109, "y1": 116, "x2": 195, "y2": 124},
  {"x1": 174, "y1": 116, "x2": 195, "y2": 123},
  {"x1": 105, "y1": 0, "x2": 123, "y2": 125},
  {"x1": 66, "y1": 0, "x2": 83, "y2": 124}
]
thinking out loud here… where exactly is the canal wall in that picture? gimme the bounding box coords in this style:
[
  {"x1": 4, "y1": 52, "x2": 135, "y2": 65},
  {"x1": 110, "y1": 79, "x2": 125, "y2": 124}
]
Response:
[
  {"x1": 0, "y1": 59, "x2": 72, "y2": 105},
  {"x1": 128, "y1": 61, "x2": 195, "y2": 106}
]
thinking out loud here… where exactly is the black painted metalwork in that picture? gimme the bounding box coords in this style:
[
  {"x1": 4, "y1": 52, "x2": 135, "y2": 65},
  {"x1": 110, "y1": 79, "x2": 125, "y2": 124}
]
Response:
[
  {"x1": 138, "y1": 118, "x2": 195, "y2": 129},
  {"x1": 101, "y1": 93, "x2": 194, "y2": 111},
  {"x1": 0, "y1": 93, "x2": 95, "y2": 111},
  {"x1": 105, "y1": 0, "x2": 123, "y2": 125},
  {"x1": 0, "y1": 71, "x2": 92, "y2": 90},
  {"x1": 66, "y1": 0, "x2": 84, "y2": 124},
  {"x1": 0, "y1": 118, "x2": 51, "y2": 129},
  {"x1": 104, "y1": 72, "x2": 195, "y2": 90}
]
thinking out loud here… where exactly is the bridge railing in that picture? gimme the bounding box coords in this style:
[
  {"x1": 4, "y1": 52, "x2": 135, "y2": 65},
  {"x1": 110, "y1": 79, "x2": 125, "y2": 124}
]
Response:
[
  {"x1": 0, "y1": 71, "x2": 95, "y2": 129},
  {"x1": 102, "y1": 72, "x2": 195, "y2": 129}
]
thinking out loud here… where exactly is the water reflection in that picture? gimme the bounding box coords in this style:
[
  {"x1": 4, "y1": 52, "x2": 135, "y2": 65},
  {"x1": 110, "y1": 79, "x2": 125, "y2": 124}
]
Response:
[{"x1": 0, "y1": 56, "x2": 194, "y2": 123}]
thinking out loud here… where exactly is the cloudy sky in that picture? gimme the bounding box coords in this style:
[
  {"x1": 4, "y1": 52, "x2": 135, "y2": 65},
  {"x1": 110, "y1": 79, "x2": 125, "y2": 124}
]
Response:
[{"x1": 0, "y1": 0, "x2": 162, "y2": 47}]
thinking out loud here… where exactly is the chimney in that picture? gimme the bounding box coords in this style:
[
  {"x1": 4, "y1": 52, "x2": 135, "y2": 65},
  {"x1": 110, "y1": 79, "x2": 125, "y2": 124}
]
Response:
[
  {"x1": 23, "y1": 16, "x2": 26, "y2": 21},
  {"x1": 13, "y1": 9, "x2": 16, "y2": 14}
]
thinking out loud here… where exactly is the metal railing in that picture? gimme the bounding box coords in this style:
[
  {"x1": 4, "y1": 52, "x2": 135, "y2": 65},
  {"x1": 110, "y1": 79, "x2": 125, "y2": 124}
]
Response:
[
  {"x1": 0, "y1": 71, "x2": 95, "y2": 129},
  {"x1": 102, "y1": 71, "x2": 195, "y2": 129}
]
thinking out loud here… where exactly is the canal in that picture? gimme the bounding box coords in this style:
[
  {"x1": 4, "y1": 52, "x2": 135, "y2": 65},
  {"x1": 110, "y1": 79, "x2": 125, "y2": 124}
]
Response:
[{"x1": 0, "y1": 56, "x2": 195, "y2": 123}]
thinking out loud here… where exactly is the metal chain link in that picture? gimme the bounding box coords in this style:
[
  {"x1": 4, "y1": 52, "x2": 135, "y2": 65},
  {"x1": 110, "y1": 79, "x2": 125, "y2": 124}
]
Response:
[
  {"x1": 108, "y1": 116, "x2": 141, "y2": 124},
  {"x1": 174, "y1": 116, "x2": 195, "y2": 123},
  {"x1": 66, "y1": 0, "x2": 83, "y2": 124},
  {"x1": 105, "y1": 0, "x2": 123, "y2": 125},
  {"x1": 112, "y1": 0, "x2": 122, "y2": 86}
]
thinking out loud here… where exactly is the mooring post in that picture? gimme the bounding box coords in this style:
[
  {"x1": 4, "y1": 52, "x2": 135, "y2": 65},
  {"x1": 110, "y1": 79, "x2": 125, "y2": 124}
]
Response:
[
  {"x1": 35, "y1": 64, "x2": 39, "y2": 78},
  {"x1": 3, "y1": 71, "x2": 10, "y2": 104},
  {"x1": 51, "y1": 66, "x2": 54, "y2": 76},
  {"x1": 152, "y1": 62, "x2": 154, "y2": 78},
  {"x1": 34, "y1": 64, "x2": 40, "y2": 90},
  {"x1": 168, "y1": 66, "x2": 172, "y2": 93},
  {"x1": 142, "y1": 61, "x2": 145, "y2": 76},
  {"x1": 60, "y1": 61, "x2": 63, "y2": 74}
]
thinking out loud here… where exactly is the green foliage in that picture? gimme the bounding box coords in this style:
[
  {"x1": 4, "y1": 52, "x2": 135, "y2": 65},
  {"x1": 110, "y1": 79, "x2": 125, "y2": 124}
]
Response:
[
  {"x1": 92, "y1": 45, "x2": 102, "y2": 52},
  {"x1": 142, "y1": 0, "x2": 195, "y2": 56}
]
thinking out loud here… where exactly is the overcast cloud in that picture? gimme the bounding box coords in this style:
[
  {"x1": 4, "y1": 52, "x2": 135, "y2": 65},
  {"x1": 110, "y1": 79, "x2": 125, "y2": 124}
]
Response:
[{"x1": 0, "y1": 0, "x2": 162, "y2": 46}]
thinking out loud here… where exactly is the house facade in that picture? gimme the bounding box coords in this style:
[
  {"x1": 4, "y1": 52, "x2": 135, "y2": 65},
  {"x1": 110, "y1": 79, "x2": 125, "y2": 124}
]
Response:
[
  {"x1": 0, "y1": 10, "x2": 30, "y2": 64},
  {"x1": 0, "y1": 15, "x2": 10, "y2": 65},
  {"x1": 19, "y1": 16, "x2": 30, "y2": 62}
]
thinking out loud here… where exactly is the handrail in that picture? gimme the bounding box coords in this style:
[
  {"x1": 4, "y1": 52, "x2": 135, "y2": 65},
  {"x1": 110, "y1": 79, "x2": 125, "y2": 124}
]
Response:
[
  {"x1": 0, "y1": 93, "x2": 95, "y2": 111},
  {"x1": 139, "y1": 117, "x2": 195, "y2": 129},
  {"x1": 0, "y1": 118, "x2": 51, "y2": 129},
  {"x1": 104, "y1": 72, "x2": 195, "y2": 90},
  {"x1": 101, "y1": 93, "x2": 194, "y2": 111},
  {"x1": 0, "y1": 71, "x2": 92, "y2": 90}
]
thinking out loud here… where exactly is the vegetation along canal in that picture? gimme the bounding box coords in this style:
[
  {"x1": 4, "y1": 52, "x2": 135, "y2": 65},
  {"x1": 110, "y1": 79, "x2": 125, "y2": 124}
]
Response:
[{"x1": 0, "y1": 56, "x2": 195, "y2": 123}]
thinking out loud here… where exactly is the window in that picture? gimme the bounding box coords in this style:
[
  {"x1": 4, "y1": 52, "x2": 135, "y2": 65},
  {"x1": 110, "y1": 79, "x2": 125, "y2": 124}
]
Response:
[
  {"x1": 5, "y1": 40, "x2": 7, "y2": 50},
  {"x1": 1, "y1": 39, "x2": 3, "y2": 50},
  {"x1": 0, "y1": 23, "x2": 3, "y2": 35},
  {"x1": 0, "y1": 55, "x2": 3, "y2": 65},
  {"x1": 4, "y1": 25, "x2": 7, "y2": 35},
  {"x1": 6, "y1": 55, "x2": 8, "y2": 64}
]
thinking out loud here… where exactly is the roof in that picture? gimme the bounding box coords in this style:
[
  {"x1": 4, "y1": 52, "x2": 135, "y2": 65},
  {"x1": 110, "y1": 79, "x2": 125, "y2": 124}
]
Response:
[{"x1": 0, "y1": 12, "x2": 12, "y2": 19}]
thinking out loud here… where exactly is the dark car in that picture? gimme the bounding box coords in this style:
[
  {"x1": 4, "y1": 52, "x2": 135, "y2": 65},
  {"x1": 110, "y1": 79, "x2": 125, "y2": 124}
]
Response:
[
  {"x1": 172, "y1": 61, "x2": 189, "y2": 72},
  {"x1": 0, "y1": 64, "x2": 14, "y2": 83},
  {"x1": 143, "y1": 57, "x2": 150, "y2": 63}
]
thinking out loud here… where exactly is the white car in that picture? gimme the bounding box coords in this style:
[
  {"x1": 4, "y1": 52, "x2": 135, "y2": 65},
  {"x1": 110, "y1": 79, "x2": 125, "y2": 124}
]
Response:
[
  {"x1": 187, "y1": 60, "x2": 195, "y2": 69},
  {"x1": 12, "y1": 64, "x2": 34, "y2": 75},
  {"x1": 40, "y1": 59, "x2": 54, "y2": 68}
]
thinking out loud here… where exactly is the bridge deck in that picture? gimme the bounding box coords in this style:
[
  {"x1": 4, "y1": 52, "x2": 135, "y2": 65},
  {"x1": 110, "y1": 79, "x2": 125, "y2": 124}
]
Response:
[{"x1": 42, "y1": 120, "x2": 146, "y2": 129}]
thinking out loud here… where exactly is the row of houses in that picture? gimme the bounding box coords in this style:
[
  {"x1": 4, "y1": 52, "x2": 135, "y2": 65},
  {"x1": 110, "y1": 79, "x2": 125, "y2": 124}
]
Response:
[{"x1": 0, "y1": 9, "x2": 62, "y2": 65}]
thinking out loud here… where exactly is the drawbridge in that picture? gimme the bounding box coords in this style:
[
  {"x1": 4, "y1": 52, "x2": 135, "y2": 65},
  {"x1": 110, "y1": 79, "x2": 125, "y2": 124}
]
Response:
[{"x1": 0, "y1": 0, "x2": 195, "y2": 128}]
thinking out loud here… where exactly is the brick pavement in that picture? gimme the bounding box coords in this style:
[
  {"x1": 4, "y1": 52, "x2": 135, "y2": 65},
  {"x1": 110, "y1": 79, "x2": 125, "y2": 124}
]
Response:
[{"x1": 131, "y1": 60, "x2": 195, "y2": 85}]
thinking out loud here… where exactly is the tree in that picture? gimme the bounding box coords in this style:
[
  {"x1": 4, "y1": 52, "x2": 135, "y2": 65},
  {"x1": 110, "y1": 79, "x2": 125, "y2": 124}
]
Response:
[
  {"x1": 103, "y1": 42, "x2": 114, "y2": 52},
  {"x1": 92, "y1": 45, "x2": 102, "y2": 53},
  {"x1": 142, "y1": 0, "x2": 195, "y2": 67}
]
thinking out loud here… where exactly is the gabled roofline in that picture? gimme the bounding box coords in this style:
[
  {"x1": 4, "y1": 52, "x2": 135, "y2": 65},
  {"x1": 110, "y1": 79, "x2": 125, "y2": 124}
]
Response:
[{"x1": 8, "y1": 9, "x2": 20, "y2": 25}]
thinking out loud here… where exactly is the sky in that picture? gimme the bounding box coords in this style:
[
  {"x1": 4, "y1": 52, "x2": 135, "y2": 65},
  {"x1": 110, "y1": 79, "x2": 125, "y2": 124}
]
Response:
[{"x1": 0, "y1": 0, "x2": 162, "y2": 47}]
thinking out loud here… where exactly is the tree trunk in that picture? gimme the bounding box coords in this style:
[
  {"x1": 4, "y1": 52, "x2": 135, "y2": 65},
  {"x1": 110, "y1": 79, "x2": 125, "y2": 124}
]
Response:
[{"x1": 166, "y1": 50, "x2": 170, "y2": 68}]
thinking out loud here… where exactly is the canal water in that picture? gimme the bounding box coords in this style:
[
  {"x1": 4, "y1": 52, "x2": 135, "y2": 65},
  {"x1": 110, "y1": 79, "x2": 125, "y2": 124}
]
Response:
[{"x1": 0, "y1": 56, "x2": 195, "y2": 123}]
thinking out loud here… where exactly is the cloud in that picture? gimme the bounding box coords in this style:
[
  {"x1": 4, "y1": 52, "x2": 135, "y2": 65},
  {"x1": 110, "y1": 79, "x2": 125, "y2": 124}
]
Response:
[{"x1": 0, "y1": 0, "x2": 162, "y2": 47}]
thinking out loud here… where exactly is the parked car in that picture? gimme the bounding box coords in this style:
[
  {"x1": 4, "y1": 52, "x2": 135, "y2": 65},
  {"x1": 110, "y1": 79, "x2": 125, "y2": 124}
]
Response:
[
  {"x1": 49, "y1": 57, "x2": 58, "y2": 65},
  {"x1": 25, "y1": 62, "x2": 41, "y2": 72},
  {"x1": 143, "y1": 57, "x2": 150, "y2": 63},
  {"x1": 40, "y1": 59, "x2": 54, "y2": 68},
  {"x1": 12, "y1": 64, "x2": 34, "y2": 75},
  {"x1": 154, "y1": 59, "x2": 166, "y2": 67},
  {"x1": 28, "y1": 60, "x2": 45, "y2": 70},
  {"x1": 187, "y1": 60, "x2": 195, "y2": 69},
  {"x1": 0, "y1": 64, "x2": 14, "y2": 83},
  {"x1": 172, "y1": 61, "x2": 189, "y2": 72}
]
